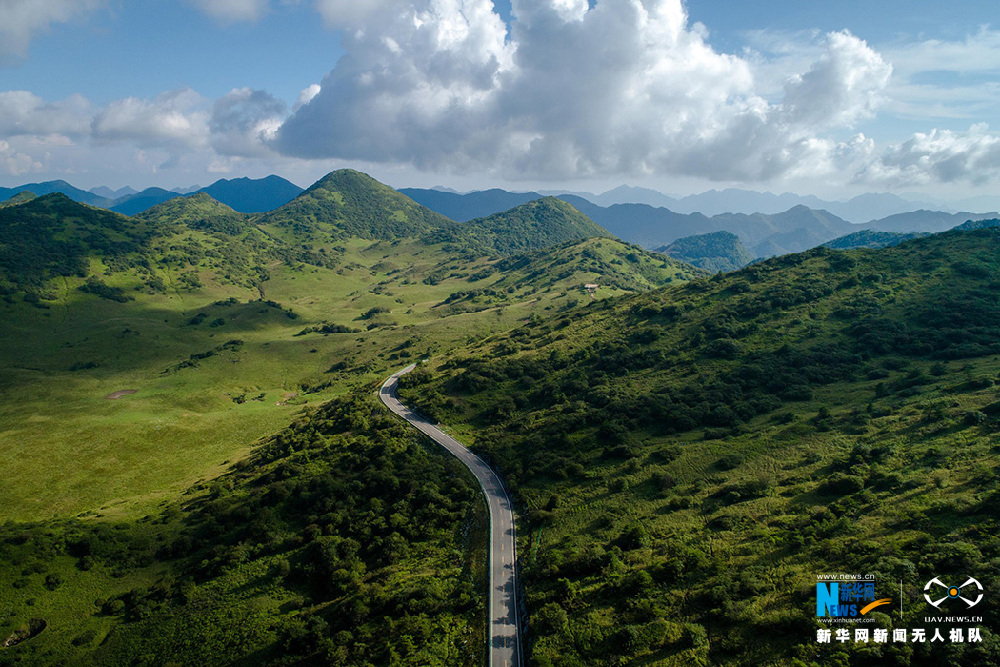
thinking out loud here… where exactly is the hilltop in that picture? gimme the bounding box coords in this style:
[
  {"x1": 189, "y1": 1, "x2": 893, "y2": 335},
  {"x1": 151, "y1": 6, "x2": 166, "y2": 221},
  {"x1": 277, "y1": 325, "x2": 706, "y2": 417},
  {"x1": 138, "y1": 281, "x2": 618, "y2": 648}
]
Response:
[
  {"x1": 0, "y1": 191, "x2": 37, "y2": 207},
  {"x1": 0, "y1": 193, "x2": 161, "y2": 291},
  {"x1": 258, "y1": 169, "x2": 456, "y2": 241}
]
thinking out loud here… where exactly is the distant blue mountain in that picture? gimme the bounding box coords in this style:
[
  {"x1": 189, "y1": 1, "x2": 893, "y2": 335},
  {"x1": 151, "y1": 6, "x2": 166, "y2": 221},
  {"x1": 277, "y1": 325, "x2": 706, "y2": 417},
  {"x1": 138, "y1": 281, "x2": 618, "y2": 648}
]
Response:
[
  {"x1": 89, "y1": 185, "x2": 137, "y2": 200},
  {"x1": 398, "y1": 188, "x2": 541, "y2": 222},
  {"x1": 0, "y1": 180, "x2": 108, "y2": 207},
  {"x1": 197, "y1": 175, "x2": 303, "y2": 213},
  {"x1": 0, "y1": 175, "x2": 303, "y2": 215},
  {"x1": 110, "y1": 188, "x2": 181, "y2": 215}
]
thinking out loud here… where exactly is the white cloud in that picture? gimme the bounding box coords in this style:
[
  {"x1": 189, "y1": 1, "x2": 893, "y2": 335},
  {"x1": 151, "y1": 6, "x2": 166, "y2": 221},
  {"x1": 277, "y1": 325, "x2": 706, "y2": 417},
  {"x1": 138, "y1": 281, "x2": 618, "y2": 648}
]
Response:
[
  {"x1": 858, "y1": 124, "x2": 1000, "y2": 187},
  {"x1": 294, "y1": 84, "x2": 321, "y2": 111},
  {"x1": 91, "y1": 88, "x2": 210, "y2": 149},
  {"x1": 275, "y1": 0, "x2": 892, "y2": 182},
  {"x1": 0, "y1": 91, "x2": 91, "y2": 137},
  {"x1": 188, "y1": 0, "x2": 269, "y2": 23},
  {"x1": 782, "y1": 31, "x2": 891, "y2": 129},
  {"x1": 210, "y1": 87, "x2": 287, "y2": 156},
  {"x1": 880, "y1": 28, "x2": 1000, "y2": 123},
  {"x1": 884, "y1": 27, "x2": 1000, "y2": 78},
  {"x1": 0, "y1": 0, "x2": 104, "y2": 62},
  {"x1": 0, "y1": 139, "x2": 44, "y2": 175}
]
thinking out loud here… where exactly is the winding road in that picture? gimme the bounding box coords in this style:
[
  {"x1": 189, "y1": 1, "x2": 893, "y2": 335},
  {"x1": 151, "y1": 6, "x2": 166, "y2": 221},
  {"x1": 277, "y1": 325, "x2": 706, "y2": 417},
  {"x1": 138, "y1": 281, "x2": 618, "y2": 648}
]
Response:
[{"x1": 380, "y1": 365, "x2": 521, "y2": 667}]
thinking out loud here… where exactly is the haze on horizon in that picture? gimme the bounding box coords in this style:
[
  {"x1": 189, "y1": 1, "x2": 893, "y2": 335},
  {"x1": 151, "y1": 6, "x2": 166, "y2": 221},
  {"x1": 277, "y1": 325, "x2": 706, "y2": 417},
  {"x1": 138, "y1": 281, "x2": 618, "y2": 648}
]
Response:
[{"x1": 1, "y1": 0, "x2": 998, "y2": 205}]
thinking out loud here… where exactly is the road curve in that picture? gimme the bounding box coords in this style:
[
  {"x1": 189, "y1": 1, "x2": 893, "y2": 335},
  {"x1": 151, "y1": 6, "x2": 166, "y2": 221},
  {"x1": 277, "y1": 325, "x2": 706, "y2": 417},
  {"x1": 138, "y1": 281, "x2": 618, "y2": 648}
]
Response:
[{"x1": 380, "y1": 365, "x2": 521, "y2": 667}]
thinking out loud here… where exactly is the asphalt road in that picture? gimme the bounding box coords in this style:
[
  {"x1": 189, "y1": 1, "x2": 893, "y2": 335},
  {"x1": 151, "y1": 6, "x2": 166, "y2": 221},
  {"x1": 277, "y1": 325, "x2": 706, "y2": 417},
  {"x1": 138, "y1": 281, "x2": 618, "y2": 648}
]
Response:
[{"x1": 380, "y1": 365, "x2": 521, "y2": 667}]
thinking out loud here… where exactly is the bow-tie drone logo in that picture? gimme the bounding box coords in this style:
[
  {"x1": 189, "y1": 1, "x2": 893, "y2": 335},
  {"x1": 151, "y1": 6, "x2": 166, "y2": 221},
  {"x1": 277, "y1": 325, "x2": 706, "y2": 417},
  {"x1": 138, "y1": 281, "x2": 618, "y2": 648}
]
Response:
[{"x1": 924, "y1": 577, "x2": 983, "y2": 609}]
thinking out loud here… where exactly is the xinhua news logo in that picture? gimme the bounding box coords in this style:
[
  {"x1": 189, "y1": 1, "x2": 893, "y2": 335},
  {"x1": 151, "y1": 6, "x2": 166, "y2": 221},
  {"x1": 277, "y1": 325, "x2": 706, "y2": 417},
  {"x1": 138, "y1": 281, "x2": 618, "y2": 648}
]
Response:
[
  {"x1": 924, "y1": 577, "x2": 983, "y2": 609},
  {"x1": 817, "y1": 581, "x2": 892, "y2": 618}
]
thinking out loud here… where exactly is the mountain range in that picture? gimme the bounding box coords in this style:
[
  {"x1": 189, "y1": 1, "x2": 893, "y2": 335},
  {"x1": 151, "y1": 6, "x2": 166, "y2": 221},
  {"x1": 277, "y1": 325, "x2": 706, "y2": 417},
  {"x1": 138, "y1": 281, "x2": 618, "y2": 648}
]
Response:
[
  {"x1": 0, "y1": 175, "x2": 304, "y2": 216},
  {"x1": 405, "y1": 185, "x2": 973, "y2": 223},
  {"x1": 401, "y1": 188, "x2": 997, "y2": 260}
]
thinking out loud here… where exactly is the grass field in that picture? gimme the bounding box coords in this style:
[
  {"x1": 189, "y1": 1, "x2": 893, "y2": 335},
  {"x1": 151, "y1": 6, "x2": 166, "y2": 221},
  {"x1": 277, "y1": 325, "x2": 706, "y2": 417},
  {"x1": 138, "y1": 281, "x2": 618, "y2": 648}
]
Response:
[{"x1": 0, "y1": 231, "x2": 688, "y2": 523}]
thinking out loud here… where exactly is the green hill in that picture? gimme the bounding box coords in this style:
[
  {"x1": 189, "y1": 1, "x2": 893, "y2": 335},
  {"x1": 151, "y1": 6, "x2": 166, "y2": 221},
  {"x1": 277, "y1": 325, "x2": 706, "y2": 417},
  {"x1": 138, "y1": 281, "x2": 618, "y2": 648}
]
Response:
[
  {"x1": 401, "y1": 228, "x2": 1000, "y2": 666},
  {"x1": 446, "y1": 197, "x2": 614, "y2": 256},
  {"x1": 487, "y1": 237, "x2": 702, "y2": 293},
  {"x1": 953, "y1": 217, "x2": 1000, "y2": 231},
  {"x1": 0, "y1": 190, "x2": 37, "y2": 207},
  {"x1": 136, "y1": 192, "x2": 244, "y2": 227},
  {"x1": 823, "y1": 229, "x2": 929, "y2": 249},
  {"x1": 657, "y1": 230, "x2": 753, "y2": 272},
  {"x1": 257, "y1": 169, "x2": 456, "y2": 241},
  {"x1": 0, "y1": 193, "x2": 164, "y2": 292}
]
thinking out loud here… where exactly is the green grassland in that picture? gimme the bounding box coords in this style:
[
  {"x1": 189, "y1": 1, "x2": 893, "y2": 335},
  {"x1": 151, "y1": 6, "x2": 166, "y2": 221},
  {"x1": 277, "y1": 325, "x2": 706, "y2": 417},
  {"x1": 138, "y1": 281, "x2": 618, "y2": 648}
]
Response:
[{"x1": 400, "y1": 228, "x2": 1000, "y2": 666}]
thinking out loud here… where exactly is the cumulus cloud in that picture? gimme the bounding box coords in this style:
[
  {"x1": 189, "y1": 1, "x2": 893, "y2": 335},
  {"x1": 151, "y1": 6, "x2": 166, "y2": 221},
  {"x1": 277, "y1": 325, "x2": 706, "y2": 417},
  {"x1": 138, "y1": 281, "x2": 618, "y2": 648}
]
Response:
[
  {"x1": 210, "y1": 87, "x2": 287, "y2": 156},
  {"x1": 293, "y1": 84, "x2": 321, "y2": 111},
  {"x1": 0, "y1": 91, "x2": 91, "y2": 136},
  {"x1": 188, "y1": 0, "x2": 269, "y2": 23},
  {"x1": 0, "y1": 0, "x2": 104, "y2": 62},
  {"x1": 275, "y1": 0, "x2": 892, "y2": 182},
  {"x1": 857, "y1": 124, "x2": 1000, "y2": 187},
  {"x1": 782, "y1": 31, "x2": 891, "y2": 128},
  {"x1": 0, "y1": 139, "x2": 44, "y2": 175},
  {"x1": 91, "y1": 88, "x2": 210, "y2": 149}
]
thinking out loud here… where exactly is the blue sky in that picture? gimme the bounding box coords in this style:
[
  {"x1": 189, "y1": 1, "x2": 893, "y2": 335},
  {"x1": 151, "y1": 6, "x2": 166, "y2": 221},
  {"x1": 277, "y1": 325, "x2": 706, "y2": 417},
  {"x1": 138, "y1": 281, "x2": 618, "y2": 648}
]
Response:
[{"x1": 0, "y1": 0, "x2": 998, "y2": 203}]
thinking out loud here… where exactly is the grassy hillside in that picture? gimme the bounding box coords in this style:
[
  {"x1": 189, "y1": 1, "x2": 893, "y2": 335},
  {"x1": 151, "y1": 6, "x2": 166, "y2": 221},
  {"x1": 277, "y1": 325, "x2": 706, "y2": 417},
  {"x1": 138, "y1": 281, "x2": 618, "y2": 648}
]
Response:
[
  {"x1": 0, "y1": 194, "x2": 167, "y2": 292},
  {"x1": 401, "y1": 228, "x2": 1000, "y2": 666},
  {"x1": 0, "y1": 191, "x2": 36, "y2": 207}
]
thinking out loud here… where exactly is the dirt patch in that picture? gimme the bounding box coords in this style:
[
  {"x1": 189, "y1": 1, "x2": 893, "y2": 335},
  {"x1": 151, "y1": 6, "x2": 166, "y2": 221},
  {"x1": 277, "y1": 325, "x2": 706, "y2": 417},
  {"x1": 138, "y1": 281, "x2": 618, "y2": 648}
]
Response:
[
  {"x1": 3, "y1": 618, "x2": 47, "y2": 648},
  {"x1": 275, "y1": 392, "x2": 298, "y2": 406},
  {"x1": 104, "y1": 389, "x2": 138, "y2": 400}
]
